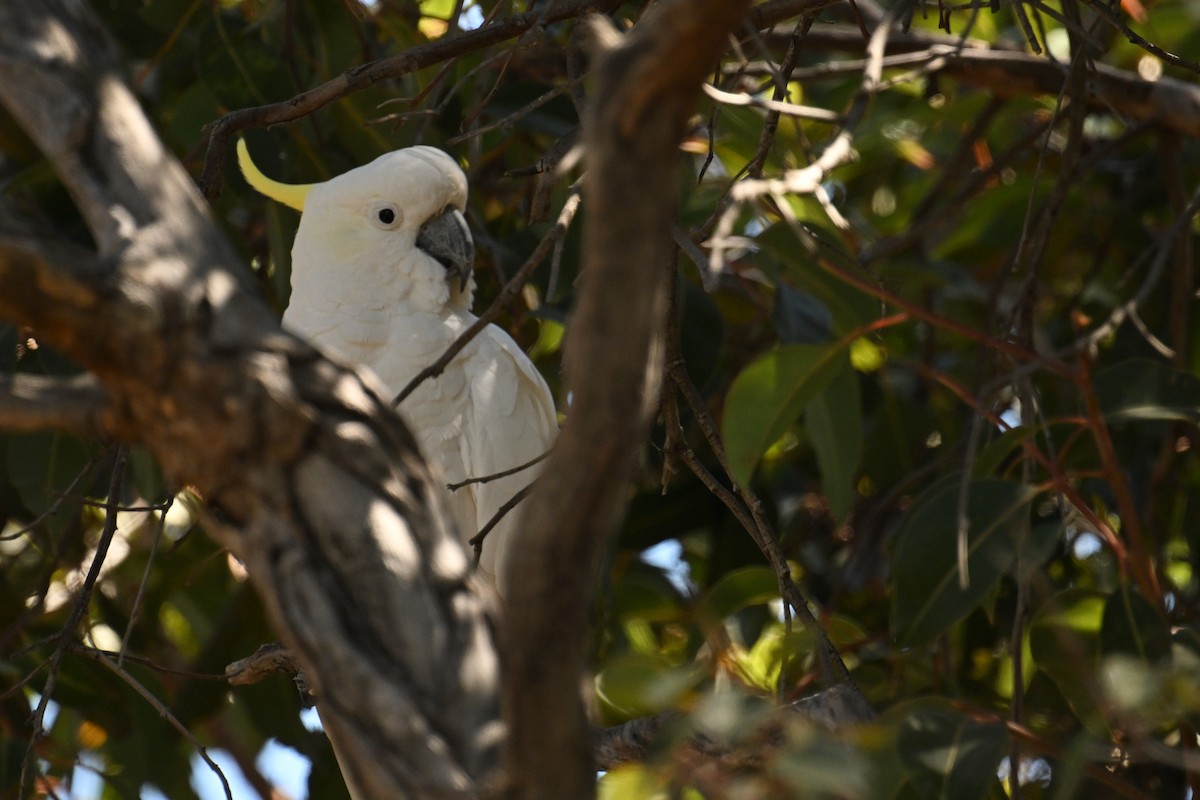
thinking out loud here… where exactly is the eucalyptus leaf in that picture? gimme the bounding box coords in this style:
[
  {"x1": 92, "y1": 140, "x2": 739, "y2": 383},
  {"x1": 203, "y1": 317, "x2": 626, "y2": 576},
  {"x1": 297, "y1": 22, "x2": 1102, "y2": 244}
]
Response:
[
  {"x1": 722, "y1": 344, "x2": 845, "y2": 488},
  {"x1": 806, "y1": 360, "x2": 862, "y2": 520},
  {"x1": 891, "y1": 478, "x2": 1035, "y2": 646},
  {"x1": 1100, "y1": 583, "x2": 1171, "y2": 663},
  {"x1": 896, "y1": 701, "x2": 1008, "y2": 800},
  {"x1": 1095, "y1": 359, "x2": 1200, "y2": 424}
]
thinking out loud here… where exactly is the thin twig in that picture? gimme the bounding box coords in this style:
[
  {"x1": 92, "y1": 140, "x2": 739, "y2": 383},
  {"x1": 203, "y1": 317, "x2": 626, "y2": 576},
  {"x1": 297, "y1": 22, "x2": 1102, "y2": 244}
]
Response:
[
  {"x1": 448, "y1": 450, "x2": 551, "y2": 491},
  {"x1": 80, "y1": 645, "x2": 234, "y2": 800},
  {"x1": 446, "y1": 75, "x2": 585, "y2": 146},
  {"x1": 1073, "y1": 183, "x2": 1200, "y2": 354},
  {"x1": 0, "y1": 451, "x2": 102, "y2": 541},
  {"x1": 710, "y1": 2, "x2": 899, "y2": 268},
  {"x1": 393, "y1": 187, "x2": 581, "y2": 405},
  {"x1": 701, "y1": 83, "x2": 843, "y2": 122},
  {"x1": 198, "y1": 0, "x2": 624, "y2": 197},
  {"x1": 468, "y1": 481, "x2": 535, "y2": 562},
  {"x1": 120, "y1": 494, "x2": 173, "y2": 669},
  {"x1": 1078, "y1": 0, "x2": 1200, "y2": 75},
  {"x1": 21, "y1": 446, "x2": 127, "y2": 798}
]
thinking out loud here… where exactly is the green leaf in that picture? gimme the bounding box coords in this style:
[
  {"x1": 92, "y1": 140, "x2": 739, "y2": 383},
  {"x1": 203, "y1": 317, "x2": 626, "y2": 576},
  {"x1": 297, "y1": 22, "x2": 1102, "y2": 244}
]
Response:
[
  {"x1": 599, "y1": 765, "x2": 667, "y2": 800},
  {"x1": 1014, "y1": 520, "x2": 1061, "y2": 582},
  {"x1": 1094, "y1": 358, "x2": 1200, "y2": 424},
  {"x1": 595, "y1": 653, "x2": 702, "y2": 720},
  {"x1": 971, "y1": 425, "x2": 1037, "y2": 478},
  {"x1": 773, "y1": 283, "x2": 833, "y2": 344},
  {"x1": 1030, "y1": 589, "x2": 1107, "y2": 732},
  {"x1": 896, "y1": 700, "x2": 1008, "y2": 800},
  {"x1": 733, "y1": 625, "x2": 816, "y2": 693},
  {"x1": 1100, "y1": 584, "x2": 1171, "y2": 663},
  {"x1": 700, "y1": 566, "x2": 780, "y2": 620},
  {"x1": 891, "y1": 478, "x2": 1035, "y2": 646},
  {"x1": 5, "y1": 431, "x2": 98, "y2": 533},
  {"x1": 806, "y1": 360, "x2": 862, "y2": 519},
  {"x1": 757, "y1": 223, "x2": 878, "y2": 333},
  {"x1": 722, "y1": 344, "x2": 845, "y2": 488}
]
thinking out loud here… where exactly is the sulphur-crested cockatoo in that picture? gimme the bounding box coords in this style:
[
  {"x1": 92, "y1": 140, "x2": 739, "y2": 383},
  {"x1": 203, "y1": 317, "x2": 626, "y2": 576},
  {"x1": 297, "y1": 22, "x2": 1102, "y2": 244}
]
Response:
[{"x1": 238, "y1": 140, "x2": 556, "y2": 594}]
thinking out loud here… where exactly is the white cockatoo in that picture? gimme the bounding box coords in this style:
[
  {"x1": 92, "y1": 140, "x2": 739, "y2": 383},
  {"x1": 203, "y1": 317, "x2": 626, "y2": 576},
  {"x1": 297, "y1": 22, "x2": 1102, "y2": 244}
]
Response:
[{"x1": 238, "y1": 140, "x2": 557, "y2": 594}]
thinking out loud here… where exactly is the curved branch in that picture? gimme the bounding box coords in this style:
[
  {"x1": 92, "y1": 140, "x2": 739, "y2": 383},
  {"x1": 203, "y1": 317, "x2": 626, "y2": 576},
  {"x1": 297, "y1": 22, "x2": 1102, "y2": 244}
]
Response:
[
  {"x1": 764, "y1": 25, "x2": 1200, "y2": 138},
  {"x1": 198, "y1": 0, "x2": 845, "y2": 199},
  {"x1": 501, "y1": 2, "x2": 752, "y2": 798},
  {"x1": 0, "y1": 3, "x2": 500, "y2": 797},
  {"x1": 0, "y1": 372, "x2": 108, "y2": 437},
  {"x1": 198, "y1": 0, "x2": 623, "y2": 198}
]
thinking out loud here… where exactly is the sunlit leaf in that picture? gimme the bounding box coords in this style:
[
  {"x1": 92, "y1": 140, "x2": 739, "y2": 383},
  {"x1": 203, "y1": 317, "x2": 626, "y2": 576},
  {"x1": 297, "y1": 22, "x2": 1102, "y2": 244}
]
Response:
[
  {"x1": 599, "y1": 765, "x2": 667, "y2": 800},
  {"x1": 723, "y1": 344, "x2": 845, "y2": 487},
  {"x1": 1030, "y1": 589, "x2": 1107, "y2": 732},
  {"x1": 700, "y1": 566, "x2": 781, "y2": 620},
  {"x1": 732, "y1": 625, "x2": 816, "y2": 693}
]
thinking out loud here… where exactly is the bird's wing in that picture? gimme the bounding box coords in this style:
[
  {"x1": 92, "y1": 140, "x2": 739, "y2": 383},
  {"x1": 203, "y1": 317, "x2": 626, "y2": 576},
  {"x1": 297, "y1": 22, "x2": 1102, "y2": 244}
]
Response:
[{"x1": 456, "y1": 324, "x2": 558, "y2": 588}]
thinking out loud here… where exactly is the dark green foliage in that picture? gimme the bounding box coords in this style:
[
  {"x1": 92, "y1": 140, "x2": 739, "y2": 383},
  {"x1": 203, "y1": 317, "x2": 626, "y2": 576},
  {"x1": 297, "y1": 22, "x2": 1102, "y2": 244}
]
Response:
[{"x1": 4, "y1": 0, "x2": 1200, "y2": 798}]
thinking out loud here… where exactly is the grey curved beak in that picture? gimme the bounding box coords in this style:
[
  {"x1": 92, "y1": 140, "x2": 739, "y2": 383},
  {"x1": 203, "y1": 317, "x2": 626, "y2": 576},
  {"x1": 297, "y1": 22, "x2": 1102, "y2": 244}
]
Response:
[{"x1": 416, "y1": 207, "x2": 474, "y2": 292}]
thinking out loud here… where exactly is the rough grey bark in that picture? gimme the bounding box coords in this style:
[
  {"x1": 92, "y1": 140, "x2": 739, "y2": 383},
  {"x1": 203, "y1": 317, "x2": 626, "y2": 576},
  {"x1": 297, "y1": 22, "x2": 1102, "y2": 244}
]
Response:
[
  {"x1": 500, "y1": 2, "x2": 752, "y2": 798},
  {"x1": 0, "y1": 2, "x2": 500, "y2": 797}
]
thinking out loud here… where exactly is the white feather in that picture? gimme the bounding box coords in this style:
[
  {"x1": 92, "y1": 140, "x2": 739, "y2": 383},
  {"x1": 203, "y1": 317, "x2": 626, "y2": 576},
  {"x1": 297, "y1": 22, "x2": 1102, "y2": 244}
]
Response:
[{"x1": 277, "y1": 146, "x2": 557, "y2": 592}]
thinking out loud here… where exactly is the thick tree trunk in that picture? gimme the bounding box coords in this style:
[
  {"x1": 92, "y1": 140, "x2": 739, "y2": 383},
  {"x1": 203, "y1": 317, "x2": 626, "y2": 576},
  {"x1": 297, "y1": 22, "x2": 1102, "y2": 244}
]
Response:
[
  {"x1": 501, "y1": 2, "x2": 752, "y2": 798},
  {"x1": 0, "y1": 2, "x2": 500, "y2": 797}
]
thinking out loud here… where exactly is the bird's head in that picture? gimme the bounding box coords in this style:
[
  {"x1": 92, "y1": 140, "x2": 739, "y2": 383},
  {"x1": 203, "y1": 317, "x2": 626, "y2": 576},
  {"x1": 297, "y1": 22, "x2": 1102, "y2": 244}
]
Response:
[{"x1": 238, "y1": 140, "x2": 475, "y2": 311}]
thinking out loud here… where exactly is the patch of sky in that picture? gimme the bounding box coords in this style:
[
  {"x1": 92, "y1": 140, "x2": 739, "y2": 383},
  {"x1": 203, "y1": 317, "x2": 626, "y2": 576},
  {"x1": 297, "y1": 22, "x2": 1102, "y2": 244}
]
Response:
[
  {"x1": 997, "y1": 755, "x2": 1053, "y2": 788},
  {"x1": 999, "y1": 397, "x2": 1022, "y2": 429},
  {"x1": 65, "y1": 751, "x2": 105, "y2": 799},
  {"x1": 301, "y1": 705, "x2": 324, "y2": 731},
  {"x1": 190, "y1": 750, "x2": 258, "y2": 800},
  {"x1": 642, "y1": 539, "x2": 693, "y2": 593},
  {"x1": 460, "y1": 4, "x2": 485, "y2": 29},
  {"x1": 258, "y1": 740, "x2": 312, "y2": 798},
  {"x1": 1071, "y1": 530, "x2": 1103, "y2": 560}
]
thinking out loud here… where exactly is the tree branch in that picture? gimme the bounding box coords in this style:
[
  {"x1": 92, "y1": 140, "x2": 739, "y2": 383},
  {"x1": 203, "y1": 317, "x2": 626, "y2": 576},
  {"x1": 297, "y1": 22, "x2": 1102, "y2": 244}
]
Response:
[
  {"x1": 0, "y1": 373, "x2": 108, "y2": 437},
  {"x1": 594, "y1": 684, "x2": 876, "y2": 771},
  {"x1": 501, "y1": 2, "x2": 752, "y2": 798},
  {"x1": 757, "y1": 24, "x2": 1200, "y2": 138},
  {"x1": 198, "y1": 0, "x2": 624, "y2": 197},
  {"x1": 0, "y1": 3, "x2": 501, "y2": 798}
]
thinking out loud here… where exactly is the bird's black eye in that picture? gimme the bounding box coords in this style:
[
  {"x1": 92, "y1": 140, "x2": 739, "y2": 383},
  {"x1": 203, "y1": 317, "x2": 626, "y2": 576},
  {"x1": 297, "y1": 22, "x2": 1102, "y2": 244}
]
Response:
[{"x1": 370, "y1": 203, "x2": 402, "y2": 230}]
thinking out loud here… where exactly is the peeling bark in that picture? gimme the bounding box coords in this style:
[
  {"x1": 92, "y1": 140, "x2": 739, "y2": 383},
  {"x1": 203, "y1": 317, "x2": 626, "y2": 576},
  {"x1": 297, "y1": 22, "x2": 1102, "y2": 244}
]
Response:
[{"x1": 0, "y1": 3, "x2": 500, "y2": 797}]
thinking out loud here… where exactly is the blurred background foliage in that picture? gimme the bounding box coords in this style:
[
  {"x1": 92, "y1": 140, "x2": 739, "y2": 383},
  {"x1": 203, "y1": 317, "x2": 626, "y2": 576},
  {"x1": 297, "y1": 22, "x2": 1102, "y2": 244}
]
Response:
[{"x1": 3, "y1": 0, "x2": 1200, "y2": 797}]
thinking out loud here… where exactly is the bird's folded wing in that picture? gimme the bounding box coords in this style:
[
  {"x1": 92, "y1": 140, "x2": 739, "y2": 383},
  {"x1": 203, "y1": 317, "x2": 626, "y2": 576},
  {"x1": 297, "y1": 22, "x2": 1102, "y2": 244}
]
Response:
[{"x1": 460, "y1": 325, "x2": 558, "y2": 586}]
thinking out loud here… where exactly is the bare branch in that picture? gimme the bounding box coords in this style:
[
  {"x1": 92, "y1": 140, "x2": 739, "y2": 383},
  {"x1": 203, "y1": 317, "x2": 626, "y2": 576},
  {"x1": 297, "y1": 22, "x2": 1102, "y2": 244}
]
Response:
[
  {"x1": 394, "y1": 188, "x2": 581, "y2": 406},
  {"x1": 0, "y1": 3, "x2": 502, "y2": 797},
  {"x1": 594, "y1": 685, "x2": 877, "y2": 770},
  {"x1": 0, "y1": 372, "x2": 108, "y2": 437},
  {"x1": 199, "y1": 0, "x2": 624, "y2": 197},
  {"x1": 761, "y1": 25, "x2": 1200, "y2": 138},
  {"x1": 79, "y1": 644, "x2": 234, "y2": 800},
  {"x1": 21, "y1": 448, "x2": 127, "y2": 798},
  {"x1": 225, "y1": 642, "x2": 305, "y2": 686},
  {"x1": 702, "y1": 82, "x2": 843, "y2": 122},
  {"x1": 502, "y1": 2, "x2": 753, "y2": 797}
]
